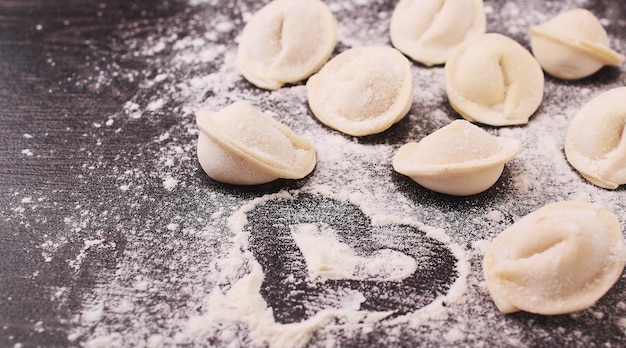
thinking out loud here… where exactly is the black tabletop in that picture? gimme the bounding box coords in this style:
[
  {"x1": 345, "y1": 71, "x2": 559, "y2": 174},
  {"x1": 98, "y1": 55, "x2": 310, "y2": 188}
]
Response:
[{"x1": 2, "y1": 0, "x2": 626, "y2": 347}]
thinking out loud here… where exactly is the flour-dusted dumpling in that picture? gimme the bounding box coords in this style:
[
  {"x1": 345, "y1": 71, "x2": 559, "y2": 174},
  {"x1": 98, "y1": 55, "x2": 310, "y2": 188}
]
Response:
[
  {"x1": 445, "y1": 33, "x2": 544, "y2": 126},
  {"x1": 390, "y1": 0, "x2": 486, "y2": 67},
  {"x1": 236, "y1": 0, "x2": 337, "y2": 90},
  {"x1": 307, "y1": 46, "x2": 413, "y2": 136},
  {"x1": 483, "y1": 201, "x2": 625, "y2": 315},
  {"x1": 565, "y1": 87, "x2": 626, "y2": 189},
  {"x1": 195, "y1": 101, "x2": 316, "y2": 185},
  {"x1": 530, "y1": 8, "x2": 625, "y2": 80},
  {"x1": 392, "y1": 120, "x2": 521, "y2": 196}
]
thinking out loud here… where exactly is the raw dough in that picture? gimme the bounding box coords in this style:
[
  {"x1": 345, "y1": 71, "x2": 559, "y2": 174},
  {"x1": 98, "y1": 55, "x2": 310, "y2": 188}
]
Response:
[
  {"x1": 390, "y1": 0, "x2": 486, "y2": 66},
  {"x1": 483, "y1": 201, "x2": 625, "y2": 315},
  {"x1": 306, "y1": 46, "x2": 413, "y2": 136},
  {"x1": 237, "y1": 0, "x2": 337, "y2": 90},
  {"x1": 530, "y1": 8, "x2": 625, "y2": 80},
  {"x1": 564, "y1": 87, "x2": 626, "y2": 189},
  {"x1": 195, "y1": 101, "x2": 316, "y2": 185},
  {"x1": 445, "y1": 33, "x2": 544, "y2": 126},
  {"x1": 392, "y1": 119, "x2": 521, "y2": 196}
]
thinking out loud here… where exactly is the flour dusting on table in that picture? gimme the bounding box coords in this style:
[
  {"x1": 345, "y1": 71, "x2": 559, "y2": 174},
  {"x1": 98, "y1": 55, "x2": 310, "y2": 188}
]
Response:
[{"x1": 6, "y1": 0, "x2": 625, "y2": 347}]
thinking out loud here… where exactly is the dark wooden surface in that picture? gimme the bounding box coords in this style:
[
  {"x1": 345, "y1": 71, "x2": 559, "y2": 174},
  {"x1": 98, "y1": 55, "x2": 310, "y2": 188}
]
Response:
[
  {"x1": 1, "y1": 1, "x2": 189, "y2": 346},
  {"x1": 1, "y1": 1, "x2": 626, "y2": 347}
]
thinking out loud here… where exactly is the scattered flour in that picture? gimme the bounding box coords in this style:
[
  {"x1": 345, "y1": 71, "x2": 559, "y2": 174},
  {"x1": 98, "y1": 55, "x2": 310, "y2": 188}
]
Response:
[
  {"x1": 185, "y1": 189, "x2": 470, "y2": 348},
  {"x1": 6, "y1": 0, "x2": 624, "y2": 347},
  {"x1": 291, "y1": 223, "x2": 418, "y2": 281},
  {"x1": 162, "y1": 176, "x2": 179, "y2": 190}
]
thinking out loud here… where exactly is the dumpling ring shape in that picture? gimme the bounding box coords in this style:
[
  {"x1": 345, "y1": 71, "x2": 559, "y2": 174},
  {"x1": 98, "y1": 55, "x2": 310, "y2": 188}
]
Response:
[
  {"x1": 236, "y1": 0, "x2": 337, "y2": 90},
  {"x1": 565, "y1": 87, "x2": 626, "y2": 189},
  {"x1": 530, "y1": 8, "x2": 625, "y2": 80},
  {"x1": 390, "y1": 0, "x2": 486, "y2": 66},
  {"x1": 445, "y1": 33, "x2": 544, "y2": 126},
  {"x1": 483, "y1": 201, "x2": 625, "y2": 315},
  {"x1": 307, "y1": 46, "x2": 413, "y2": 136},
  {"x1": 392, "y1": 120, "x2": 521, "y2": 196},
  {"x1": 195, "y1": 101, "x2": 316, "y2": 185}
]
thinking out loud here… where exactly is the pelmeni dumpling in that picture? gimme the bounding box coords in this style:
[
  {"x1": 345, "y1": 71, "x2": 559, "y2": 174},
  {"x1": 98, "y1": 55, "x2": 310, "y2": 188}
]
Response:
[
  {"x1": 445, "y1": 33, "x2": 544, "y2": 126},
  {"x1": 483, "y1": 201, "x2": 625, "y2": 315},
  {"x1": 195, "y1": 101, "x2": 316, "y2": 185},
  {"x1": 236, "y1": 0, "x2": 337, "y2": 90},
  {"x1": 390, "y1": 0, "x2": 486, "y2": 67},
  {"x1": 392, "y1": 120, "x2": 521, "y2": 196},
  {"x1": 564, "y1": 87, "x2": 626, "y2": 189},
  {"x1": 530, "y1": 8, "x2": 625, "y2": 80},
  {"x1": 307, "y1": 46, "x2": 413, "y2": 136}
]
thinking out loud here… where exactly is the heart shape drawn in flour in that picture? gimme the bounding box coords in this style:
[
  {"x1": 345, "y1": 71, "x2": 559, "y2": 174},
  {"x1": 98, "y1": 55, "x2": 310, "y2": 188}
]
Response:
[{"x1": 246, "y1": 192, "x2": 460, "y2": 324}]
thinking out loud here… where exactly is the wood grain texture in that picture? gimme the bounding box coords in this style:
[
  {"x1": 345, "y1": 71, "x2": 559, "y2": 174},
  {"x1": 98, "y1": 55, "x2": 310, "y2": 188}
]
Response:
[{"x1": 1, "y1": 1, "x2": 186, "y2": 346}]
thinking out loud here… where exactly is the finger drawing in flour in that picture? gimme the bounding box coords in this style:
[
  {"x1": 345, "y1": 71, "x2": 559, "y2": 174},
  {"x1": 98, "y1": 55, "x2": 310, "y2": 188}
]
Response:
[{"x1": 246, "y1": 193, "x2": 459, "y2": 323}]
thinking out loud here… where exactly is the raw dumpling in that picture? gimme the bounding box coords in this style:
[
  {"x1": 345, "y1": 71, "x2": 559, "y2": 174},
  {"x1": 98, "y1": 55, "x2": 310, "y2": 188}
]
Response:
[
  {"x1": 307, "y1": 46, "x2": 413, "y2": 136},
  {"x1": 195, "y1": 101, "x2": 316, "y2": 185},
  {"x1": 564, "y1": 87, "x2": 626, "y2": 189},
  {"x1": 390, "y1": 0, "x2": 486, "y2": 67},
  {"x1": 236, "y1": 0, "x2": 337, "y2": 90},
  {"x1": 483, "y1": 201, "x2": 625, "y2": 315},
  {"x1": 530, "y1": 8, "x2": 625, "y2": 80},
  {"x1": 445, "y1": 33, "x2": 544, "y2": 126},
  {"x1": 392, "y1": 120, "x2": 521, "y2": 196}
]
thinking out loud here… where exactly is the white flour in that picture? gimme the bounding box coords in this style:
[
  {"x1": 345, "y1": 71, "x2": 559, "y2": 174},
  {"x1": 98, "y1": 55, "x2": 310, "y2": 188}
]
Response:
[
  {"x1": 178, "y1": 189, "x2": 469, "y2": 348},
  {"x1": 290, "y1": 223, "x2": 418, "y2": 281},
  {"x1": 5, "y1": 0, "x2": 626, "y2": 347}
]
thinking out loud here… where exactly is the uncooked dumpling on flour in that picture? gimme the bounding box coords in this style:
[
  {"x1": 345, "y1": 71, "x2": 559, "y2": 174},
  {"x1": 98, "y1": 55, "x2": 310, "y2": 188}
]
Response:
[
  {"x1": 392, "y1": 120, "x2": 521, "y2": 196},
  {"x1": 483, "y1": 201, "x2": 625, "y2": 315},
  {"x1": 307, "y1": 46, "x2": 413, "y2": 136},
  {"x1": 195, "y1": 101, "x2": 316, "y2": 185},
  {"x1": 564, "y1": 87, "x2": 626, "y2": 189},
  {"x1": 390, "y1": 0, "x2": 486, "y2": 66},
  {"x1": 445, "y1": 33, "x2": 544, "y2": 126},
  {"x1": 236, "y1": 0, "x2": 337, "y2": 90},
  {"x1": 530, "y1": 8, "x2": 625, "y2": 80}
]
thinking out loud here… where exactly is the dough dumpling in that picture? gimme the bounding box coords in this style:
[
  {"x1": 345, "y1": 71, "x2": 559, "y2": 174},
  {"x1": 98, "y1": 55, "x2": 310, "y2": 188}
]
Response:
[
  {"x1": 530, "y1": 8, "x2": 625, "y2": 80},
  {"x1": 237, "y1": 0, "x2": 337, "y2": 90},
  {"x1": 390, "y1": 0, "x2": 486, "y2": 66},
  {"x1": 445, "y1": 33, "x2": 544, "y2": 126},
  {"x1": 195, "y1": 101, "x2": 316, "y2": 185},
  {"x1": 392, "y1": 120, "x2": 521, "y2": 196},
  {"x1": 483, "y1": 201, "x2": 625, "y2": 315},
  {"x1": 307, "y1": 46, "x2": 413, "y2": 136},
  {"x1": 565, "y1": 87, "x2": 626, "y2": 189}
]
